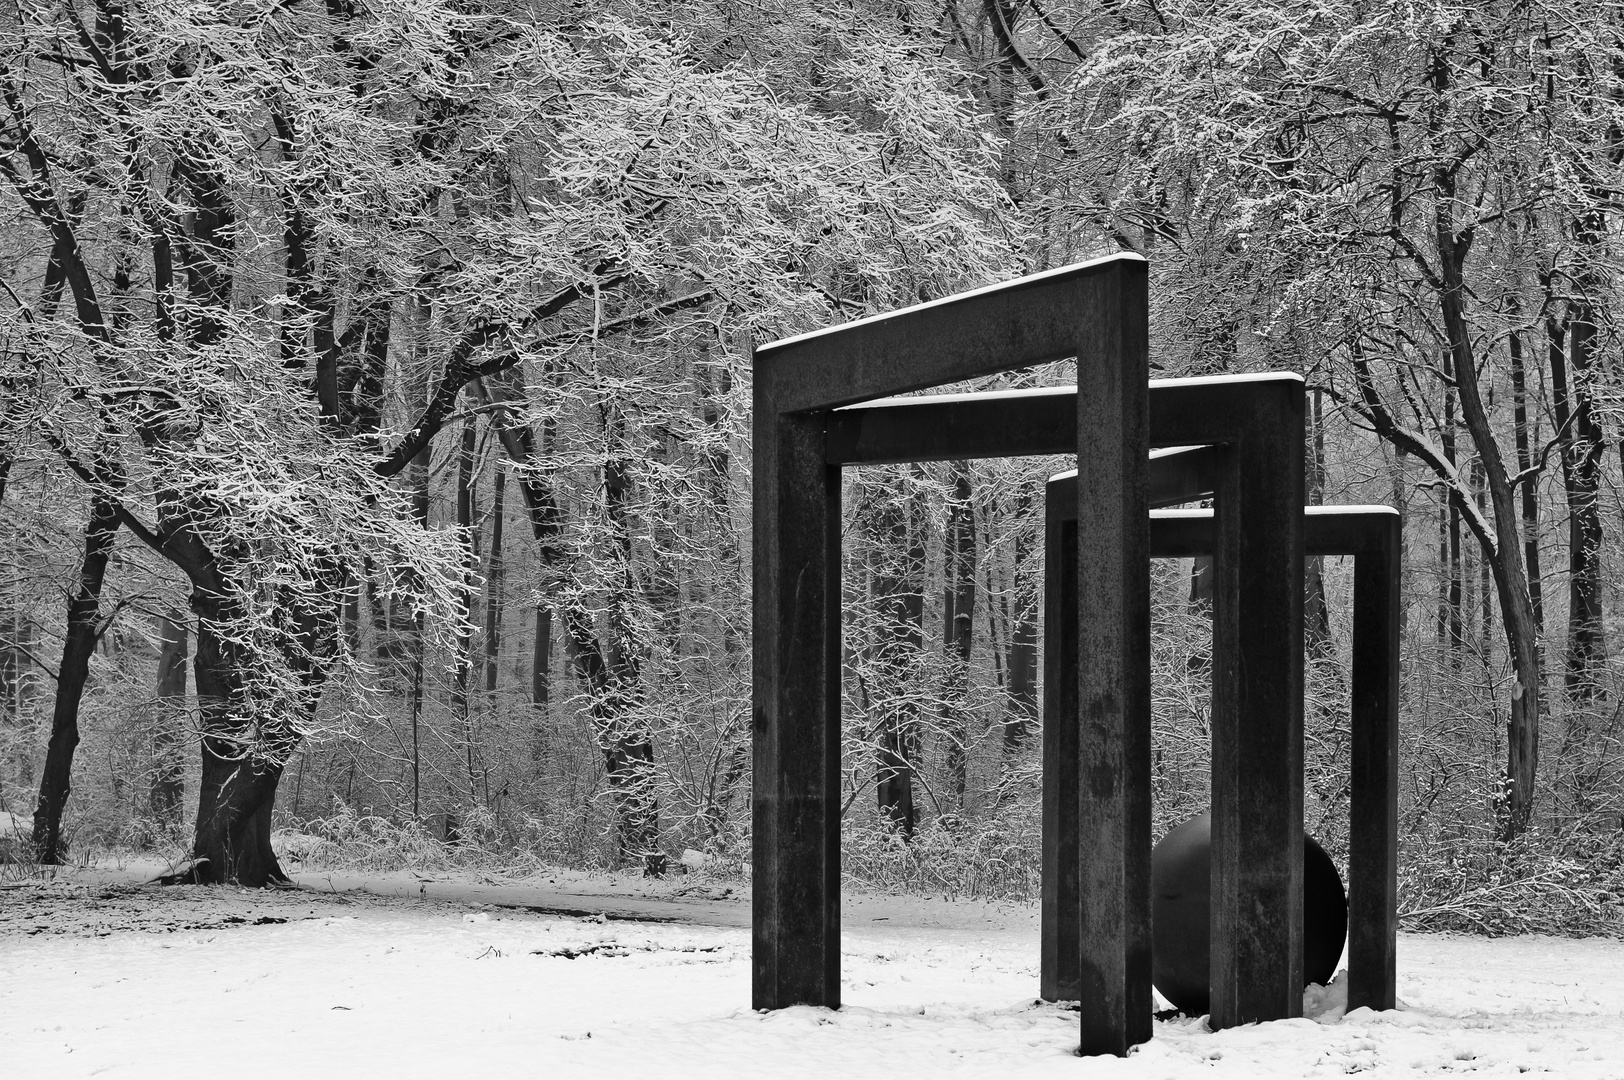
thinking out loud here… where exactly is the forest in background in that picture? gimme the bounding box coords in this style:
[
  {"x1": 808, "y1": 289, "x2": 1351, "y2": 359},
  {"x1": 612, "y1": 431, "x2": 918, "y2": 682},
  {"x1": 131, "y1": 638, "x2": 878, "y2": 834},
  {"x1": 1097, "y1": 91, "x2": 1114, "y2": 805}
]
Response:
[{"x1": 0, "y1": 0, "x2": 1620, "y2": 934}]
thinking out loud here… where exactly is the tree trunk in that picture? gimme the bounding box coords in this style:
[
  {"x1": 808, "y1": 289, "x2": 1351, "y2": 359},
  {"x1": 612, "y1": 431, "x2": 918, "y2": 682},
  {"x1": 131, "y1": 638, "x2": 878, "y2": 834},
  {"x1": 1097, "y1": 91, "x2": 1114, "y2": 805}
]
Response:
[
  {"x1": 31, "y1": 496, "x2": 118, "y2": 864},
  {"x1": 1507, "y1": 318, "x2": 1543, "y2": 633},
  {"x1": 1442, "y1": 378, "x2": 1465, "y2": 666},
  {"x1": 1003, "y1": 494, "x2": 1038, "y2": 754},
  {"x1": 1434, "y1": 198, "x2": 1542, "y2": 840},
  {"x1": 598, "y1": 438, "x2": 662, "y2": 873},
  {"x1": 531, "y1": 606, "x2": 551, "y2": 757},
  {"x1": 1549, "y1": 305, "x2": 1608, "y2": 701},
  {"x1": 184, "y1": 583, "x2": 310, "y2": 886},
  {"x1": 149, "y1": 611, "x2": 188, "y2": 824},
  {"x1": 483, "y1": 462, "x2": 505, "y2": 695},
  {"x1": 872, "y1": 476, "x2": 925, "y2": 835},
  {"x1": 941, "y1": 464, "x2": 975, "y2": 806},
  {"x1": 479, "y1": 373, "x2": 662, "y2": 871},
  {"x1": 405, "y1": 354, "x2": 432, "y2": 820},
  {"x1": 452, "y1": 409, "x2": 477, "y2": 723}
]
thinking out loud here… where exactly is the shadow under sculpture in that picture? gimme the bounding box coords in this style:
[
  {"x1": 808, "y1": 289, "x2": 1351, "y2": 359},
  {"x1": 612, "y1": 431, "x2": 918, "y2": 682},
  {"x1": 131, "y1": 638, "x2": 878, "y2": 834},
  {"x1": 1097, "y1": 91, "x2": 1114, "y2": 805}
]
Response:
[
  {"x1": 1044, "y1": 478, "x2": 1402, "y2": 1017},
  {"x1": 752, "y1": 255, "x2": 1310, "y2": 1055}
]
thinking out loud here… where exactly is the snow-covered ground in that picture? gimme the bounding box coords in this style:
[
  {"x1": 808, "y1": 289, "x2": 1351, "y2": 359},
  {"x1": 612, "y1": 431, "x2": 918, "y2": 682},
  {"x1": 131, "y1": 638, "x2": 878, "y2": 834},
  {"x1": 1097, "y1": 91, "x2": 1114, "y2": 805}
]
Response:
[{"x1": 2, "y1": 868, "x2": 1621, "y2": 1079}]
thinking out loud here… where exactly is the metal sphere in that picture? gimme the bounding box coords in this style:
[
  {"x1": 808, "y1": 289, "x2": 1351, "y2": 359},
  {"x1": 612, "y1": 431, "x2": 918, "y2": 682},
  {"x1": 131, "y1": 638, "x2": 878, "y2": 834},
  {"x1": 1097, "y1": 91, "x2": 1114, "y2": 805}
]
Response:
[{"x1": 1150, "y1": 811, "x2": 1348, "y2": 1017}]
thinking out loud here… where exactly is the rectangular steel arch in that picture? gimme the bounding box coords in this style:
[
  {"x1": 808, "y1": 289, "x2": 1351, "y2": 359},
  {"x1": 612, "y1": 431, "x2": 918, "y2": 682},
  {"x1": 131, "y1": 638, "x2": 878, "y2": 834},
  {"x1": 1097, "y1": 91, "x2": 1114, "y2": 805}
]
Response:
[
  {"x1": 752, "y1": 254, "x2": 1154, "y2": 1055},
  {"x1": 1042, "y1": 493, "x2": 1400, "y2": 1015}
]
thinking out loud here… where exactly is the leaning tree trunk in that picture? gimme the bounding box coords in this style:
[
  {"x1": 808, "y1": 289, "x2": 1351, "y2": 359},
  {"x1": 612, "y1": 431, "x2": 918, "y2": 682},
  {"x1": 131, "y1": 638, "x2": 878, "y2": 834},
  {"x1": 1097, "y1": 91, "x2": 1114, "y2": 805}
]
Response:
[
  {"x1": 31, "y1": 495, "x2": 118, "y2": 864},
  {"x1": 481, "y1": 374, "x2": 664, "y2": 872},
  {"x1": 1435, "y1": 202, "x2": 1543, "y2": 840}
]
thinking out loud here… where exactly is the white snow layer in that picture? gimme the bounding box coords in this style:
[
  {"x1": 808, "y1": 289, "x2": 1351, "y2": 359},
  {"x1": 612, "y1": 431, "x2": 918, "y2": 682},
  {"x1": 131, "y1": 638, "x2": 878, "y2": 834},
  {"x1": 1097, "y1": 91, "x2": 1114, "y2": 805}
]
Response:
[{"x1": 2, "y1": 878, "x2": 1621, "y2": 1079}]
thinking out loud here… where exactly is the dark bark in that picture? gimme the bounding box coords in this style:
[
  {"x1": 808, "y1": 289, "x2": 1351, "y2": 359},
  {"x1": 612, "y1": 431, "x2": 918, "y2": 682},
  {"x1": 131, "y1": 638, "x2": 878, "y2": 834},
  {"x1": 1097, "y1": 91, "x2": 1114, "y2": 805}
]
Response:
[
  {"x1": 1508, "y1": 318, "x2": 1543, "y2": 633},
  {"x1": 394, "y1": 330, "x2": 432, "y2": 818},
  {"x1": 149, "y1": 611, "x2": 188, "y2": 824},
  {"x1": 453, "y1": 411, "x2": 481, "y2": 799},
  {"x1": 1003, "y1": 495, "x2": 1039, "y2": 753},
  {"x1": 452, "y1": 411, "x2": 477, "y2": 722},
  {"x1": 173, "y1": 495, "x2": 340, "y2": 887},
  {"x1": 941, "y1": 465, "x2": 975, "y2": 806},
  {"x1": 531, "y1": 606, "x2": 551, "y2": 711},
  {"x1": 31, "y1": 496, "x2": 119, "y2": 863},
  {"x1": 597, "y1": 427, "x2": 661, "y2": 873},
  {"x1": 189, "y1": 602, "x2": 290, "y2": 887},
  {"x1": 1432, "y1": 174, "x2": 1543, "y2": 839},
  {"x1": 1548, "y1": 305, "x2": 1608, "y2": 701},
  {"x1": 695, "y1": 357, "x2": 742, "y2": 655},
  {"x1": 478, "y1": 373, "x2": 661, "y2": 872},
  {"x1": 483, "y1": 462, "x2": 505, "y2": 695},
  {"x1": 872, "y1": 477, "x2": 925, "y2": 836},
  {"x1": 1440, "y1": 378, "x2": 1464, "y2": 665},
  {"x1": 1472, "y1": 456, "x2": 1492, "y2": 657},
  {"x1": 336, "y1": 266, "x2": 391, "y2": 436},
  {"x1": 473, "y1": 377, "x2": 556, "y2": 752}
]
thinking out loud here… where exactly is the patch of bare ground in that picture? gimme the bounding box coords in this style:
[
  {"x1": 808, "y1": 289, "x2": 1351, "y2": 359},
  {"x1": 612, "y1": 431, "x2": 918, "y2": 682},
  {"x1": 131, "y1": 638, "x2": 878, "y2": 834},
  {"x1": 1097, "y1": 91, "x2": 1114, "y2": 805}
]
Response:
[{"x1": 0, "y1": 879, "x2": 486, "y2": 939}]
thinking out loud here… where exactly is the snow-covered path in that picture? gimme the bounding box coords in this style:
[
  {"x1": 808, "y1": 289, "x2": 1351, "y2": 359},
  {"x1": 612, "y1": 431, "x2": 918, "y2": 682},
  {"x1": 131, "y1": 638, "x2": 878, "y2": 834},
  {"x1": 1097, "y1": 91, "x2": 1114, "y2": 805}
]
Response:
[{"x1": 2, "y1": 877, "x2": 1621, "y2": 1079}]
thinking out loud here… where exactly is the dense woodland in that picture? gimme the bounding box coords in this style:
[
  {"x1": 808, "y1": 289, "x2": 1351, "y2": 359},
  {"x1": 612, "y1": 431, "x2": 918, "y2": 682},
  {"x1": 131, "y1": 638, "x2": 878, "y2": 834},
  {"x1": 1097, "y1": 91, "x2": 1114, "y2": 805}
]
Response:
[{"x1": 0, "y1": 0, "x2": 1620, "y2": 930}]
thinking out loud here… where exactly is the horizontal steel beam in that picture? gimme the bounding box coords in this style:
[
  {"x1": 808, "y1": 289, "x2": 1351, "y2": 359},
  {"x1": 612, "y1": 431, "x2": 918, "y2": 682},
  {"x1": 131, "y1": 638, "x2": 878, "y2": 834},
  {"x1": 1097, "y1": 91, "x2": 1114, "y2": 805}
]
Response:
[
  {"x1": 1147, "y1": 505, "x2": 1400, "y2": 556},
  {"x1": 1046, "y1": 446, "x2": 1225, "y2": 515},
  {"x1": 826, "y1": 374, "x2": 1304, "y2": 464},
  {"x1": 756, "y1": 254, "x2": 1146, "y2": 414}
]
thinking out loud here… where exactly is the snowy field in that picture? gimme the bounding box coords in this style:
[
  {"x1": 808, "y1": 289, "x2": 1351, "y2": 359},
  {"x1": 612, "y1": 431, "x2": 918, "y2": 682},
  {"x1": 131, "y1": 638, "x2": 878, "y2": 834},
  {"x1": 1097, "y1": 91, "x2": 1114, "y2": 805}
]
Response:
[{"x1": 2, "y1": 868, "x2": 1622, "y2": 1079}]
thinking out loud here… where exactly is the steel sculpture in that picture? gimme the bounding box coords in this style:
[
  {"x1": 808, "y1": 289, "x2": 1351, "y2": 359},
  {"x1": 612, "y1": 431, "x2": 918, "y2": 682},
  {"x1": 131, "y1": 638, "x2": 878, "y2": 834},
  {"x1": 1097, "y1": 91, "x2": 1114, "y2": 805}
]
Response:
[{"x1": 751, "y1": 254, "x2": 1355, "y2": 1055}]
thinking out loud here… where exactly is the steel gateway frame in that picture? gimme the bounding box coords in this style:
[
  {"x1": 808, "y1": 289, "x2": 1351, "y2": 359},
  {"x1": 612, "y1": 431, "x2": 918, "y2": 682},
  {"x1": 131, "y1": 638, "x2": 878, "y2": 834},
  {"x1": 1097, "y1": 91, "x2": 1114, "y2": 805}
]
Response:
[{"x1": 750, "y1": 255, "x2": 1390, "y2": 1055}]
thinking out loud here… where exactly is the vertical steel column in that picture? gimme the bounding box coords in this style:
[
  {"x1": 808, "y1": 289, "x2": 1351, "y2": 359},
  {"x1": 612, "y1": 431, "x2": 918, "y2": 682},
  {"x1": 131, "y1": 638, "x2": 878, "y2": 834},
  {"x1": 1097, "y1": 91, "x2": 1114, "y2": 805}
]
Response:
[
  {"x1": 1073, "y1": 268, "x2": 1152, "y2": 1056},
  {"x1": 1041, "y1": 503, "x2": 1079, "y2": 1002},
  {"x1": 1209, "y1": 388, "x2": 1305, "y2": 1029},
  {"x1": 1348, "y1": 513, "x2": 1400, "y2": 1012},
  {"x1": 751, "y1": 405, "x2": 842, "y2": 1009}
]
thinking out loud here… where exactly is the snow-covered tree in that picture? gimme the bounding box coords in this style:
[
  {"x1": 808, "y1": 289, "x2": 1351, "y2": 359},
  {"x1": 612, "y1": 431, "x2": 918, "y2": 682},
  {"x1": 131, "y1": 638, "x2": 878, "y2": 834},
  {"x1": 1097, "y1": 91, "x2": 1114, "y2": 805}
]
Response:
[{"x1": 0, "y1": 0, "x2": 1019, "y2": 880}]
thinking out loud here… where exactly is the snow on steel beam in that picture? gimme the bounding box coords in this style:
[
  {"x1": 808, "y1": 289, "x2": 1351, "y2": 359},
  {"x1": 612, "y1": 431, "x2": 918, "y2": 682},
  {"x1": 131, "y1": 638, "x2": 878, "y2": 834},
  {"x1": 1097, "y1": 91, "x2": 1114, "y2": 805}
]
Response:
[
  {"x1": 1046, "y1": 445, "x2": 1223, "y2": 516},
  {"x1": 1143, "y1": 505, "x2": 1401, "y2": 556},
  {"x1": 755, "y1": 254, "x2": 1147, "y2": 415}
]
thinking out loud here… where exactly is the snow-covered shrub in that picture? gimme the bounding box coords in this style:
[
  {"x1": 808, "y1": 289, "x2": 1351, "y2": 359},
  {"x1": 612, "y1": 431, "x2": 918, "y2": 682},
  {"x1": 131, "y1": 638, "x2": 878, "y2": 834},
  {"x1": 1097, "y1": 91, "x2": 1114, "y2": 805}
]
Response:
[
  {"x1": 1401, "y1": 827, "x2": 1624, "y2": 937},
  {"x1": 842, "y1": 805, "x2": 1042, "y2": 902}
]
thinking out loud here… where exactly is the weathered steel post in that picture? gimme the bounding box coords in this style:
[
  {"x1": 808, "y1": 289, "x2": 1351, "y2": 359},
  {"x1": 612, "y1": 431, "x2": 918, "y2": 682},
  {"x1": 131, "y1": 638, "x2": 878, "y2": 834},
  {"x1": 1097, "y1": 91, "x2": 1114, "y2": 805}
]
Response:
[{"x1": 753, "y1": 255, "x2": 1152, "y2": 1054}]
